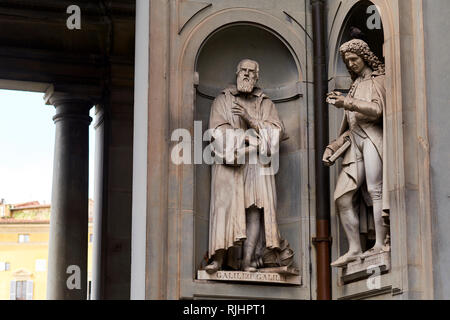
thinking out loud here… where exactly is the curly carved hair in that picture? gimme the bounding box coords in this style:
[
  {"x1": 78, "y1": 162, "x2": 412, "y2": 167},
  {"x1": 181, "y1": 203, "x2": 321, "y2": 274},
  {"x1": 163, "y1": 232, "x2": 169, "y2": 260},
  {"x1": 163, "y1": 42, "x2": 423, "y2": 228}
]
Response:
[{"x1": 340, "y1": 39, "x2": 385, "y2": 82}]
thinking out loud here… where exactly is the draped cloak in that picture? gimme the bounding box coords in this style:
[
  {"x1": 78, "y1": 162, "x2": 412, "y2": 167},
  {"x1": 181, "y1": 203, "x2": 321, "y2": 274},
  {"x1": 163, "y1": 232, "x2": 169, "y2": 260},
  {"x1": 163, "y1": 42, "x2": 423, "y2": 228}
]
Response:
[
  {"x1": 208, "y1": 85, "x2": 284, "y2": 260},
  {"x1": 332, "y1": 71, "x2": 390, "y2": 234}
]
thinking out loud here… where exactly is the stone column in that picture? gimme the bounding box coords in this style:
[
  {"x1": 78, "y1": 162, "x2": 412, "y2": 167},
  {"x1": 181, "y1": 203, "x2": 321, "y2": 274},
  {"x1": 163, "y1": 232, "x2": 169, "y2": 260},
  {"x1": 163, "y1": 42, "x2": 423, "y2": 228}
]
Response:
[
  {"x1": 91, "y1": 105, "x2": 104, "y2": 300},
  {"x1": 45, "y1": 88, "x2": 92, "y2": 300},
  {"x1": 131, "y1": 0, "x2": 149, "y2": 300}
]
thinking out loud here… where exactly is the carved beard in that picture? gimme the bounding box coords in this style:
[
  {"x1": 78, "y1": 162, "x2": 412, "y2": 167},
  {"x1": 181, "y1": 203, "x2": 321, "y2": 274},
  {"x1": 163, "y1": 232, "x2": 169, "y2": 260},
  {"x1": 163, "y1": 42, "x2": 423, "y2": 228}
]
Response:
[{"x1": 237, "y1": 76, "x2": 257, "y2": 93}]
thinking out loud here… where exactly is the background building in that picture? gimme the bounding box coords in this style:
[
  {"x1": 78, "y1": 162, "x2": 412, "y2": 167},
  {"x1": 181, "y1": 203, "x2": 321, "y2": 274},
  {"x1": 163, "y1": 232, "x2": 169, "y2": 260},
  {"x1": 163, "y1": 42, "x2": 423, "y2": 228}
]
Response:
[{"x1": 0, "y1": 200, "x2": 93, "y2": 299}]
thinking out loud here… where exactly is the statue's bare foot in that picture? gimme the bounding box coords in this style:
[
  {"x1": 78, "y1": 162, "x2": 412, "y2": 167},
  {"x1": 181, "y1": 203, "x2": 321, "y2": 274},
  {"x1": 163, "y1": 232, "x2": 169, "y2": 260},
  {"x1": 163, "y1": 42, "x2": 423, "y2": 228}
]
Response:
[
  {"x1": 205, "y1": 260, "x2": 221, "y2": 274},
  {"x1": 330, "y1": 251, "x2": 361, "y2": 268},
  {"x1": 242, "y1": 261, "x2": 258, "y2": 273},
  {"x1": 360, "y1": 246, "x2": 387, "y2": 259}
]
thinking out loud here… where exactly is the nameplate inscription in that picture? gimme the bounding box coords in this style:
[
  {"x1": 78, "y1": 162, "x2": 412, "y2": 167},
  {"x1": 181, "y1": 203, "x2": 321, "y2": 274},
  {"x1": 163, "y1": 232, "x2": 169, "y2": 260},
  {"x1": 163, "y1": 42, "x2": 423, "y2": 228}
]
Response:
[{"x1": 197, "y1": 270, "x2": 301, "y2": 285}]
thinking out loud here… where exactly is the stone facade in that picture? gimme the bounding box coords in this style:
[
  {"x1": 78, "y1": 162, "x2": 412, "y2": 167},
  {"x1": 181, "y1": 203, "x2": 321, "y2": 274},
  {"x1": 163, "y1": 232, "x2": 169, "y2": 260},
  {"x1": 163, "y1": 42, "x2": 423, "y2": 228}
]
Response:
[
  {"x1": 133, "y1": 0, "x2": 448, "y2": 300},
  {"x1": 326, "y1": 0, "x2": 436, "y2": 300},
  {"x1": 134, "y1": 0, "x2": 315, "y2": 300}
]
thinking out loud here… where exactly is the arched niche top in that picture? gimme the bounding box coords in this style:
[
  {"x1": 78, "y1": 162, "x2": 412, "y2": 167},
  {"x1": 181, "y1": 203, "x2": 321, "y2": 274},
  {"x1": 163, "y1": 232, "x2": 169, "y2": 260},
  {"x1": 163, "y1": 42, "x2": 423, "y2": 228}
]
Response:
[
  {"x1": 340, "y1": 1, "x2": 384, "y2": 57},
  {"x1": 195, "y1": 24, "x2": 301, "y2": 102},
  {"x1": 331, "y1": 0, "x2": 385, "y2": 89}
]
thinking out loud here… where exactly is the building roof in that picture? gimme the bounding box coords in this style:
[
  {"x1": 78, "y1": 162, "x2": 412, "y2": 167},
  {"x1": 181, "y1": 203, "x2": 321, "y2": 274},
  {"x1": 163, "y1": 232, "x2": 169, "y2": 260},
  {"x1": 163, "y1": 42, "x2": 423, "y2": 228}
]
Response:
[
  {"x1": 0, "y1": 218, "x2": 93, "y2": 224},
  {"x1": 11, "y1": 201, "x2": 41, "y2": 208},
  {"x1": 1, "y1": 199, "x2": 94, "y2": 223},
  {"x1": 0, "y1": 218, "x2": 50, "y2": 224},
  {"x1": 10, "y1": 204, "x2": 51, "y2": 211}
]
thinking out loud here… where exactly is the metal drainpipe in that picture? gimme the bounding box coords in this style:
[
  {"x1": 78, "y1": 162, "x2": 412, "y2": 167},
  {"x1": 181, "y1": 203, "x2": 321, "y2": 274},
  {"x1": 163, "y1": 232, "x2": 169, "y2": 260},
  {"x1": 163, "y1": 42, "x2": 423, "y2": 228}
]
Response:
[{"x1": 310, "y1": 0, "x2": 332, "y2": 300}]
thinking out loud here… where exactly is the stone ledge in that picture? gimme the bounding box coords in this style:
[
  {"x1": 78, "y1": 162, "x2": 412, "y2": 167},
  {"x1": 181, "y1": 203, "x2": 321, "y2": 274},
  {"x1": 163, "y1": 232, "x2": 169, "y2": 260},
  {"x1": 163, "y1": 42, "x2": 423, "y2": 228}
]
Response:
[
  {"x1": 258, "y1": 266, "x2": 300, "y2": 276},
  {"x1": 342, "y1": 251, "x2": 390, "y2": 284}
]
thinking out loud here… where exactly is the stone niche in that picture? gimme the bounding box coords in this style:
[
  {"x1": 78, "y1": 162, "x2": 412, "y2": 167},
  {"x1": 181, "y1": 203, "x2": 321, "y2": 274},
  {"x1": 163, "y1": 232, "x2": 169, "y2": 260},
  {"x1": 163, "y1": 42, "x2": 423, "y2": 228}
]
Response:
[
  {"x1": 328, "y1": 0, "x2": 398, "y2": 299},
  {"x1": 194, "y1": 24, "x2": 307, "y2": 285}
]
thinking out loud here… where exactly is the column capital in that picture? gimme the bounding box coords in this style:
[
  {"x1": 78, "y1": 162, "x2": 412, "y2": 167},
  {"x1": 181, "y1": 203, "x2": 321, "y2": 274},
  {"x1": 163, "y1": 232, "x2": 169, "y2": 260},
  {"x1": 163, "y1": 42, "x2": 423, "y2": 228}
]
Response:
[
  {"x1": 44, "y1": 84, "x2": 102, "y2": 107},
  {"x1": 45, "y1": 85, "x2": 98, "y2": 125}
]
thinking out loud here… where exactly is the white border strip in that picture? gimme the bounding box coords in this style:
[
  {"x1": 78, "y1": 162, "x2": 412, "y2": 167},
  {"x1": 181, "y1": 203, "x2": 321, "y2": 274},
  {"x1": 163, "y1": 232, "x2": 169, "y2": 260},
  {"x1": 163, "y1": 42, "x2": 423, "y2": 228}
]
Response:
[{"x1": 130, "y1": 0, "x2": 149, "y2": 300}]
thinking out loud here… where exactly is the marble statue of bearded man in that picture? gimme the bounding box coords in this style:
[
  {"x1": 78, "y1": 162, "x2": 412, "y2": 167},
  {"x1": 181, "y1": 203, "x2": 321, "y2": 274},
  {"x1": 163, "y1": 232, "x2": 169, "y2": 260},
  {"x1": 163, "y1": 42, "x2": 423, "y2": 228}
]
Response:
[
  {"x1": 323, "y1": 39, "x2": 390, "y2": 268},
  {"x1": 205, "y1": 59, "x2": 285, "y2": 273}
]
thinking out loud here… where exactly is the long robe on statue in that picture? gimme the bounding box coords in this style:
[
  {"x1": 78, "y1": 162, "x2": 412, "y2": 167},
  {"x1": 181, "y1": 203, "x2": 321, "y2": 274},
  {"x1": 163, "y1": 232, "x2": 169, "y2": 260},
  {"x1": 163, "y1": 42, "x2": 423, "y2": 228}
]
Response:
[{"x1": 208, "y1": 85, "x2": 284, "y2": 267}]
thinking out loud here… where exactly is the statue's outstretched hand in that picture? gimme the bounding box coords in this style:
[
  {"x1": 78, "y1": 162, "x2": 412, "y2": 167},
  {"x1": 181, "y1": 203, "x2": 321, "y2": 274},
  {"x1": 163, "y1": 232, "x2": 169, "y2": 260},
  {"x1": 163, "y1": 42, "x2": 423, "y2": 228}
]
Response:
[{"x1": 326, "y1": 91, "x2": 345, "y2": 109}]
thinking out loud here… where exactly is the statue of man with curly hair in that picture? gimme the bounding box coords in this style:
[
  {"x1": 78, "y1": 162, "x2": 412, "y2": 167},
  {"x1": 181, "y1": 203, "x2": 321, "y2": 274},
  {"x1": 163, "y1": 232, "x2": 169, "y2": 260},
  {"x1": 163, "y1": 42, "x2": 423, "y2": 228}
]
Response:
[{"x1": 323, "y1": 39, "x2": 390, "y2": 268}]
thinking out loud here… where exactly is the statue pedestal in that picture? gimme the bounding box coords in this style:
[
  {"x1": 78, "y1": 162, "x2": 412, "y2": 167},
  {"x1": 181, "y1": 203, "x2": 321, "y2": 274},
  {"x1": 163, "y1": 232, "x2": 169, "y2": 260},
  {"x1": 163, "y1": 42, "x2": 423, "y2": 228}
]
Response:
[
  {"x1": 258, "y1": 266, "x2": 299, "y2": 275},
  {"x1": 197, "y1": 269, "x2": 301, "y2": 285},
  {"x1": 341, "y1": 251, "x2": 390, "y2": 284}
]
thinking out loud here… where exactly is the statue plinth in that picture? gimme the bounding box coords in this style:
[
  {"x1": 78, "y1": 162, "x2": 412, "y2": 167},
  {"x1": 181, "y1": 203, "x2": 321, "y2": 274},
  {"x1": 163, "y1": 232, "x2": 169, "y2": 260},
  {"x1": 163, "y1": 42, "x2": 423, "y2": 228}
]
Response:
[
  {"x1": 258, "y1": 266, "x2": 299, "y2": 275},
  {"x1": 341, "y1": 251, "x2": 390, "y2": 284},
  {"x1": 197, "y1": 269, "x2": 301, "y2": 285}
]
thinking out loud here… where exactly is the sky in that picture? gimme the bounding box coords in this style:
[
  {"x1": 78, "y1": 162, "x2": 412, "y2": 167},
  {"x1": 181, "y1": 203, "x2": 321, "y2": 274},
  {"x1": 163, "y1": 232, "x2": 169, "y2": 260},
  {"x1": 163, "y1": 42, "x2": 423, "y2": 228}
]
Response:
[{"x1": 0, "y1": 89, "x2": 95, "y2": 204}]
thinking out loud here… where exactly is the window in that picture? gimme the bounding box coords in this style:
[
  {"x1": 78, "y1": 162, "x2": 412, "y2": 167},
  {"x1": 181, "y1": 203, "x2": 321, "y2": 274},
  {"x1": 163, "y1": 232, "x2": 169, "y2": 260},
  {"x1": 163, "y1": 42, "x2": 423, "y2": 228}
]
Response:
[
  {"x1": 15, "y1": 281, "x2": 26, "y2": 300},
  {"x1": 10, "y1": 280, "x2": 33, "y2": 300},
  {"x1": 18, "y1": 234, "x2": 30, "y2": 243}
]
